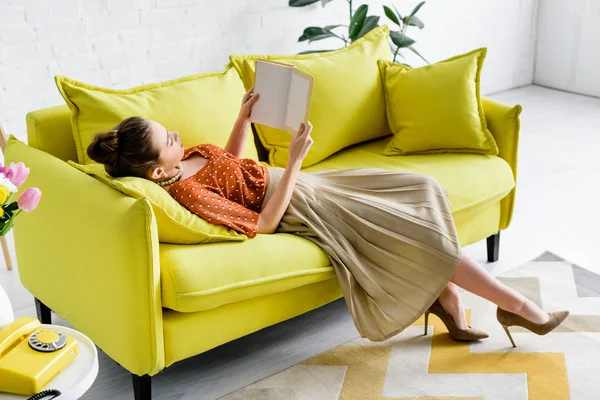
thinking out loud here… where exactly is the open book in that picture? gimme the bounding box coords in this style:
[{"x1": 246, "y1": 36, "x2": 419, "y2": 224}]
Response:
[{"x1": 250, "y1": 59, "x2": 314, "y2": 135}]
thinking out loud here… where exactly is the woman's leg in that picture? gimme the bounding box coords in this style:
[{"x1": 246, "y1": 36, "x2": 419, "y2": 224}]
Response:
[
  {"x1": 449, "y1": 253, "x2": 550, "y2": 325},
  {"x1": 437, "y1": 281, "x2": 469, "y2": 330}
]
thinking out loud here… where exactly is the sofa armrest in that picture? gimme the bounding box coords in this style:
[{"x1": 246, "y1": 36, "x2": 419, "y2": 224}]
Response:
[
  {"x1": 482, "y1": 97, "x2": 523, "y2": 229},
  {"x1": 5, "y1": 137, "x2": 164, "y2": 376},
  {"x1": 26, "y1": 105, "x2": 77, "y2": 162}
]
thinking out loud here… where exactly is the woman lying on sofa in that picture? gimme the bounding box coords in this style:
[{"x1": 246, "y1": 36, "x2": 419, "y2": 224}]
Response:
[{"x1": 86, "y1": 86, "x2": 568, "y2": 346}]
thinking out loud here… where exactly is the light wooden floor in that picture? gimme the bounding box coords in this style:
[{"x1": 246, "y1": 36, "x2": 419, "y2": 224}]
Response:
[{"x1": 1, "y1": 85, "x2": 599, "y2": 399}]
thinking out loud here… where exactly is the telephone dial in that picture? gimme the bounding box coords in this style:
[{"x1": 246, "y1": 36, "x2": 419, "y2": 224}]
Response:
[{"x1": 0, "y1": 317, "x2": 79, "y2": 396}]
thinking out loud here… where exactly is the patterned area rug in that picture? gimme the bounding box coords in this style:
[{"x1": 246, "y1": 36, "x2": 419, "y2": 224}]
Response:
[{"x1": 222, "y1": 251, "x2": 600, "y2": 400}]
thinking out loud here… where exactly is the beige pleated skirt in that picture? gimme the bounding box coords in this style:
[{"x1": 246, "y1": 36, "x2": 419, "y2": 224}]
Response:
[{"x1": 260, "y1": 166, "x2": 463, "y2": 342}]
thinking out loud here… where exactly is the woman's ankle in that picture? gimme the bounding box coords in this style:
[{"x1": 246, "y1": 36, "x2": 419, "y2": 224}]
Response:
[
  {"x1": 522, "y1": 300, "x2": 550, "y2": 324},
  {"x1": 503, "y1": 298, "x2": 549, "y2": 325},
  {"x1": 498, "y1": 295, "x2": 525, "y2": 315},
  {"x1": 438, "y1": 293, "x2": 469, "y2": 330}
]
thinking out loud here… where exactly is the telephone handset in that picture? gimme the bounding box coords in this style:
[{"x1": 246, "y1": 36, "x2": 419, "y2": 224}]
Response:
[{"x1": 0, "y1": 317, "x2": 79, "y2": 396}]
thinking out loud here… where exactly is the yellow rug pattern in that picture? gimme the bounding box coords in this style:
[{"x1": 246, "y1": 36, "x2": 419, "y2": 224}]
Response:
[{"x1": 223, "y1": 252, "x2": 600, "y2": 399}]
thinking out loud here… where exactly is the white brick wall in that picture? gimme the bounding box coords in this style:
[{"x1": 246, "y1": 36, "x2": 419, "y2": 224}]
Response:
[{"x1": 0, "y1": 0, "x2": 538, "y2": 142}]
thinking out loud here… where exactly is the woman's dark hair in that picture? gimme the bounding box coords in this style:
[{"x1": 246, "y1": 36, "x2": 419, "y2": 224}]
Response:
[{"x1": 87, "y1": 116, "x2": 160, "y2": 178}]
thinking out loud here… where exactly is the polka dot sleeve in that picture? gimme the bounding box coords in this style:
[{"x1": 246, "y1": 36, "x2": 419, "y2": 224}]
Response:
[{"x1": 171, "y1": 179, "x2": 260, "y2": 238}]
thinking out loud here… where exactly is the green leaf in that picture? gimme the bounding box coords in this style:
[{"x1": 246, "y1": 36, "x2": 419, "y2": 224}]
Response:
[
  {"x1": 409, "y1": 1, "x2": 425, "y2": 18},
  {"x1": 302, "y1": 26, "x2": 335, "y2": 39},
  {"x1": 289, "y1": 0, "x2": 320, "y2": 6},
  {"x1": 308, "y1": 33, "x2": 336, "y2": 43},
  {"x1": 383, "y1": 6, "x2": 400, "y2": 26},
  {"x1": 390, "y1": 31, "x2": 415, "y2": 48},
  {"x1": 0, "y1": 217, "x2": 15, "y2": 236},
  {"x1": 298, "y1": 49, "x2": 336, "y2": 54},
  {"x1": 298, "y1": 25, "x2": 345, "y2": 43},
  {"x1": 404, "y1": 15, "x2": 424, "y2": 28},
  {"x1": 403, "y1": 1, "x2": 426, "y2": 28},
  {"x1": 299, "y1": 25, "x2": 342, "y2": 43},
  {"x1": 392, "y1": 5, "x2": 403, "y2": 22},
  {"x1": 4, "y1": 202, "x2": 18, "y2": 213},
  {"x1": 348, "y1": 4, "x2": 368, "y2": 40},
  {"x1": 321, "y1": 0, "x2": 333, "y2": 6},
  {"x1": 355, "y1": 15, "x2": 379, "y2": 40},
  {"x1": 408, "y1": 45, "x2": 429, "y2": 64}
]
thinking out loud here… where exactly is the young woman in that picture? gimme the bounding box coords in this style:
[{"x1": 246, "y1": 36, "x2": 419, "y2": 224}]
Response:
[{"x1": 88, "y1": 86, "x2": 568, "y2": 345}]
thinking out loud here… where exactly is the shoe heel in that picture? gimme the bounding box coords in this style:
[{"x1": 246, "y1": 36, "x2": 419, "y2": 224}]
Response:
[
  {"x1": 501, "y1": 324, "x2": 517, "y2": 348},
  {"x1": 424, "y1": 311, "x2": 430, "y2": 336}
]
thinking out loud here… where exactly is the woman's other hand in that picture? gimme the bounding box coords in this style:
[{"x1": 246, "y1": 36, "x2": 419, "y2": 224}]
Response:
[
  {"x1": 239, "y1": 86, "x2": 260, "y2": 121},
  {"x1": 258, "y1": 121, "x2": 312, "y2": 235},
  {"x1": 288, "y1": 121, "x2": 313, "y2": 168}
]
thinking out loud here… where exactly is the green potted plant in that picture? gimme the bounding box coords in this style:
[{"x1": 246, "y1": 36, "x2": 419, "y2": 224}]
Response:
[{"x1": 290, "y1": 0, "x2": 429, "y2": 65}]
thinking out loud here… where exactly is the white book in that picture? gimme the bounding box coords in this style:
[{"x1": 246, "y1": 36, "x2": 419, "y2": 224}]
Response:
[{"x1": 250, "y1": 59, "x2": 314, "y2": 135}]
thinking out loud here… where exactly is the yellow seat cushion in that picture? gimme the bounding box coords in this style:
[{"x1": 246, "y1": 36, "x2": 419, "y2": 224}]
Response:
[
  {"x1": 68, "y1": 162, "x2": 246, "y2": 244},
  {"x1": 55, "y1": 63, "x2": 258, "y2": 165},
  {"x1": 378, "y1": 48, "x2": 499, "y2": 156},
  {"x1": 229, "y1": 25, "x2": 392, "y2": 168},
  {"x1": 302, "y1": 135, "x2": 515, "y2": 216},
  {"x1": 160, "y1": 233, "x2": 335, "y2": 313}
]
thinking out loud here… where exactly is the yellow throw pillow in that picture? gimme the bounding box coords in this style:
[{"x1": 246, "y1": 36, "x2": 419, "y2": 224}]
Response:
[
  {"x1": 68, "y1": 161, "x2": 247, "y2": 244},
  {"x1": 55, "y1": 63, "x2": 258, "y2": 165},
  {"x1": 229, "y1": 25, "x2": 392, "y2": 168},
  {"x1": 378, "y1": 48, "x2": 499, "y2": 156}
]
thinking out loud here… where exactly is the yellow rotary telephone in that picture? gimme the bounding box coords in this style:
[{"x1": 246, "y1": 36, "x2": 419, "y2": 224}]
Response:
[{"x1": 0, "y1": 317, "x2": 79, "y2": 396}]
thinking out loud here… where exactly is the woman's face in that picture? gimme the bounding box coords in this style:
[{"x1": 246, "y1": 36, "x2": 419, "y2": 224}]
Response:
[{"x1": 147, "y1": 120, "x2": 185, "y2": 180}]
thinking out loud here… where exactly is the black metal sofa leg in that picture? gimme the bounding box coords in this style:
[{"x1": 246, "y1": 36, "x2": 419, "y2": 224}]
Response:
[
  {"x1": 486, "y1": 232, "x2": 500, "y2": 262},
  {"x1": 35, "y1": 298, "x2": 52, "y2": 324},
  {"x1": 133, "y1": 374, "x2": 152, "y2": 400}
]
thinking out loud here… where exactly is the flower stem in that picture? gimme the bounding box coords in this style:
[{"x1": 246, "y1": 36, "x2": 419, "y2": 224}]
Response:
[{"x1": 330, "y1": 31, "x2": 346, "y2": 43}]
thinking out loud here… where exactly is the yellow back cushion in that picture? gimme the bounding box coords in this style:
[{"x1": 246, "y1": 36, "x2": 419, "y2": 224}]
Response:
[
  {"x1": 378, "y1": 48, "x2": 499, "y2": 156},
  {"x1": 68, "y1": 161, "x2": 248, "y2": 244},
  {"x1": 55, "y1": 64, "x2": 258, "y2": 165},
  {"x1": 229, "y1": 25, "x2": 392, "y2": 168}
]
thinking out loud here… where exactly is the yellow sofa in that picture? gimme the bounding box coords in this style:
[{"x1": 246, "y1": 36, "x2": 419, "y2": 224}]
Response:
[{"x1": 6, "y1": 95, "x2": 520, "y2": 399}]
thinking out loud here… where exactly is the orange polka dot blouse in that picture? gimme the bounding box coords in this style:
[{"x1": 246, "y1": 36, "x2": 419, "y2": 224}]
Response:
[{"x1": 168, "y1": 144, "x2": 269, "y2": 238}]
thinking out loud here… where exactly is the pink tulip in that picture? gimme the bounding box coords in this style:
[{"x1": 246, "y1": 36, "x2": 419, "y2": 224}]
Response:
[
  {"x1": 18, "y1": 187, "x2": 41, "y2": 212},
  {"x1": 6, "y1": 162, "x2": 30, "y2": 187}
]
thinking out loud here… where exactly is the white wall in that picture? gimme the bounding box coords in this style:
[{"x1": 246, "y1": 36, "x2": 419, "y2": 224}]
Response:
[
  {"x1": 0, "y1": 0, "x2": 539, "y2": 142},
  {"x1": 535, "y1": 0, "x2": 600, "y2": 98}
]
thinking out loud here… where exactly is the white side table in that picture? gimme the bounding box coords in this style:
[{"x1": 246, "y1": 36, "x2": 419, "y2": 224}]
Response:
[{"x1": 0, "y1": 324, "x2": 98, "y2": 400}]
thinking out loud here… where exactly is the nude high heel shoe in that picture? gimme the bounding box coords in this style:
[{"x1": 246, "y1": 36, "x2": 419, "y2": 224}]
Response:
[
  {"x1": 424, "y1": 300, "x2": 489, "y2": 341},
  {"x1": 496, "y1": 307, "x2": 570, "y2": 347}
]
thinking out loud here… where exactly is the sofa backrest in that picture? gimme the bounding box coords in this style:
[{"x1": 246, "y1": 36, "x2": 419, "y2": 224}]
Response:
[{"x1": 26, "y1": 105, "x2": 77, "y2": 162}]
